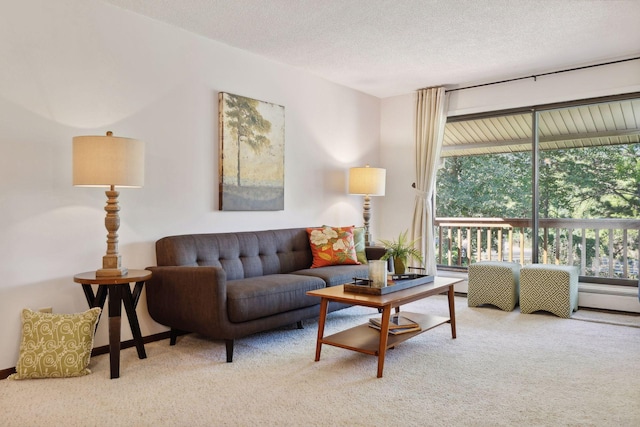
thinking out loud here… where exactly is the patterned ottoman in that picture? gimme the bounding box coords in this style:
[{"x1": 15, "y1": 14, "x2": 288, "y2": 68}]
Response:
[
  {"x1": 520, "y1": 264, "x2": 579, "y2": 318},
  {"x1": 468, "y1": 261, "x2": 521, "y2": 311}
]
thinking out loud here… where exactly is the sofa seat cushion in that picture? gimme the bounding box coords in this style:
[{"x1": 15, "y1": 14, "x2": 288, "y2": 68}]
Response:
[
  {"x1": 294, "y1": 264, "x2": 369, "y2": 287},
  {"x1": 227, "y1": 274, "x2": 326, "y2": 323}
]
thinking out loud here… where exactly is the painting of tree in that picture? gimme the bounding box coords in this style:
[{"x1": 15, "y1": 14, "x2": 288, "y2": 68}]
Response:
[{"x1": 219, "y1": 93, "x2": 284, "y2": 210}]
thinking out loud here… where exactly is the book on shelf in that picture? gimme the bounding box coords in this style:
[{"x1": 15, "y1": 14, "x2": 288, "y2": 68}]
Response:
[
  {"x1": 369, "y1": 313, "x2": 422, "y2": 335},
  {"x1": 368, "y1": 323, "x2": 422, "y2": 335},
  {"x1": 369, "y1": 313, "x2": 420, "y2": 330}
]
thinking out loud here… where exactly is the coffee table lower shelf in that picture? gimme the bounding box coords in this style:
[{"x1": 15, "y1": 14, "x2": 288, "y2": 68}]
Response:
[{"x1": 320, "y1": 311, "x2": 450, "y2": 355}]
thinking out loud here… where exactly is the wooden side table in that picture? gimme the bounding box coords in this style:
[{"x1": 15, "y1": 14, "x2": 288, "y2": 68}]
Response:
[{"x1": 74, "y1": 269, "x2": 152, "y2": 379}]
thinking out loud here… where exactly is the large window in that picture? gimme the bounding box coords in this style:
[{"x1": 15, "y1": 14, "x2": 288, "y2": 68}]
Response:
[{"x1": 435, "y1": 93, "x2": 640, "y2": 285}]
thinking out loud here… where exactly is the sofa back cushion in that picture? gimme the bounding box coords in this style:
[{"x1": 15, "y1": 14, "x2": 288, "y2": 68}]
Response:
[{"x1": 155, "y1": 228, "x2": 314, "y2": 280}]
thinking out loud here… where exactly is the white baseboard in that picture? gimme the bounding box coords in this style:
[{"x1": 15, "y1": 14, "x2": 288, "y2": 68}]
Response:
[
  {"x1": 438, "y1": 270, "x2": 640, "y2": 313},
  {"x1": 578, "y1": 282, "x2": 640, "y2": 313}
]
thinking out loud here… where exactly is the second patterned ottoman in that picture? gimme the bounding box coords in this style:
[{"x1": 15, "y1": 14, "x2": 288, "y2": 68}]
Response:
[{"x1": 520, "y1": 264, "x2": 579, "y2": 318}]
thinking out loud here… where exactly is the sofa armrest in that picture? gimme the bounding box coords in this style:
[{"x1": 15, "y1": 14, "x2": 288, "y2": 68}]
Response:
[{"x1": 145, "y1": 266, "x2": 229, "y2": 336}]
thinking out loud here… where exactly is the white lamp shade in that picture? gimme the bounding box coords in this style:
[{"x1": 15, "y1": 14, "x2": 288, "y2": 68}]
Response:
[
  {"x1": 73, "y1": 134, "x2": 145, "y2": 187},
  {"x1": 348, "y1": 166, "x2": 386, "y2": 196}
]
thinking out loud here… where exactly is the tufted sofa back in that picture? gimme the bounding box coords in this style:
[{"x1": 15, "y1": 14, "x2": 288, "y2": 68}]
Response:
[{"x1": 155, "y1": 228, "x2": 315, "y2": 280}]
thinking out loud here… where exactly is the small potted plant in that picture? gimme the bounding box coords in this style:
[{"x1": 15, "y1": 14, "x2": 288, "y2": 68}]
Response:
[{"x1": 379, "y1": 230, "x2": 424, "y2": 274}]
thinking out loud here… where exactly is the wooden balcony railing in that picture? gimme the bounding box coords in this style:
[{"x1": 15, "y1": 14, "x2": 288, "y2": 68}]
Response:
[{"x1": 434, "y1": 217, "x2": 640, "y2": 283}]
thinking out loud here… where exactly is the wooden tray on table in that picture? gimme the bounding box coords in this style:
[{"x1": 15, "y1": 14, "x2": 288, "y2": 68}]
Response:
[{"x1": 343, "y1": 274, "x2": 435, "y2": 295}]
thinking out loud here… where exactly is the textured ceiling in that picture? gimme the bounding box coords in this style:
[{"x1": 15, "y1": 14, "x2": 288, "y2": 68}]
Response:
[{"x1": 101, "y1": 0, "x2": 640, "y2": 98}]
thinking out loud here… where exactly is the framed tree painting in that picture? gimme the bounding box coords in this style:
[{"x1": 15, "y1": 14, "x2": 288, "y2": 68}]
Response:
[{"x1": 218, "y1": 92, "x2": 285, "y2": 211}]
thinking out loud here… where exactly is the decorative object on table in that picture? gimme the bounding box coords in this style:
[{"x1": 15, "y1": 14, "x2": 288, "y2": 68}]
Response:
[
  {"x1": 369, "y1": 313, "x2": 421, "y2": 335},
  {"x1": 73, "y1": 131, "x2": 145, "y2": 277},
  {"x1": 344, "y1": 273, "x2": 434, "y2": 295},
  {"x1": 8, "y1": 307, "x2": 101, "y2": 380},
  {"x1": 378, "y1": 229, "x2": 424, "y2": 274},
  {"x1": 369, "y1": 313, "x2": 419, "y2": 329},
  {"x1": 368, "y1": 259, "x2": 387, "y2": 288},
  {"x1": 306, "y1": 226, "x2": 360, "y2": 268},
  {"x1": 348, "y1": 164, "x2": 386, "y2": 246},
  {"x1": 219, "y1": 92, "x2": 285, "y2": 211},
  {"x1": 369, "y1": 323, "x2": 421, "y2": 335}
]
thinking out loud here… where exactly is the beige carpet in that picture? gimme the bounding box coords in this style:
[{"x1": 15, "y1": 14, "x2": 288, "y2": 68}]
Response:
[{"x1": 1, "y1": 296, "x2": 639, "y2": 427}]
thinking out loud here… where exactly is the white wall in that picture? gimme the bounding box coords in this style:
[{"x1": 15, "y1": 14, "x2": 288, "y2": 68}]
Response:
[{"x1": 0, "y1": 0, "x2": 381, "y2": 370}]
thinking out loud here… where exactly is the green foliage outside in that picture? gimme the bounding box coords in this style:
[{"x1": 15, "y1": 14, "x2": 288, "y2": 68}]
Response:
[
  {"x1": 436, "y1": 151, "x2": 532, "y2": 218},
  {"x1": 435, "y1": 144, "x2": 640, "y2": 277}
]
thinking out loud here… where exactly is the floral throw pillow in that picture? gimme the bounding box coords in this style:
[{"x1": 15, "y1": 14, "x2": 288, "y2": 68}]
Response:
[{"x1": 307, "y1": 226, "x2": 360, "y2": 268}]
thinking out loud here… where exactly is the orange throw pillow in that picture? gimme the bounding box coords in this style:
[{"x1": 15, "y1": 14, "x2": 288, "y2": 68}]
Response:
[{"x1": 307, "y1": 226, "x2": 360, "y2": 268}]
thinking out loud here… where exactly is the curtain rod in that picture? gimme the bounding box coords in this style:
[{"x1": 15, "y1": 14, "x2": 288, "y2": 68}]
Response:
[{"x1": 437, "y1": 56, "x2": 640, "y2": 93}]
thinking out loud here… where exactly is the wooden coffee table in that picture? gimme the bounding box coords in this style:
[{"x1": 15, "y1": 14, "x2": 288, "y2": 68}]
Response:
[{"x1": 307, "y1": 276, "x2": 461, "y2": 378}]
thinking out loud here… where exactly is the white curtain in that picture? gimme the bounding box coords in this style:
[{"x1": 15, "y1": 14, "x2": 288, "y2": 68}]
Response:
[{"x1": 411, "y1": 87, "x2": 449, "y2": 275}]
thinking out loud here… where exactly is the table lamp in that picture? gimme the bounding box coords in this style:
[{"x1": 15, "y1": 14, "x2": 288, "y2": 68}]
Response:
[
  {"x1": 348, "y1": 164, "x2": 386, "y2": 246},
  {"x1": 73, "y1": 131, "x2": 145, "y2": 277}
]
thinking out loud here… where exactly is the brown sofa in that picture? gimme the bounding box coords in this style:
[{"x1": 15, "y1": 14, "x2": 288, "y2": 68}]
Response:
[{"x1": 145, "y1": 227, "x2": 385, "y2": 362}]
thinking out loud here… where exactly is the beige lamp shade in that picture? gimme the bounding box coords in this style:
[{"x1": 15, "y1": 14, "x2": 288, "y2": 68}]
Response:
[
  {"x1": 73, "y1": 133, "x2": 145, "y2": 187},
  {"x1": 348, "y1": 165, "x2": 386, "y2": 196}
]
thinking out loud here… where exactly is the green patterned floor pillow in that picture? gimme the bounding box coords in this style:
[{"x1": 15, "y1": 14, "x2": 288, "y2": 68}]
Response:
[{"x1": 9, "y1": 307, "x2": 101, "y2": 379}]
